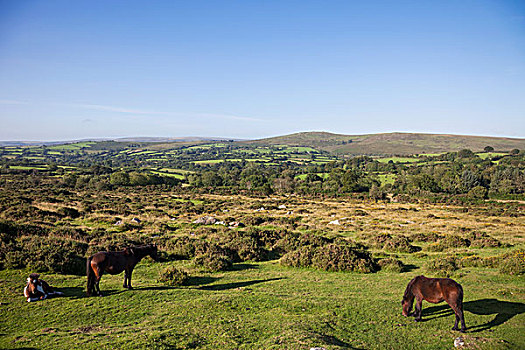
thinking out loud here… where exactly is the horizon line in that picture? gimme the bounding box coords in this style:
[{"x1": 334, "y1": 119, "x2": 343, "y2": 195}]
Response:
[{"x1": 1, "y1": 130, "x2": 524, "y2": 144}]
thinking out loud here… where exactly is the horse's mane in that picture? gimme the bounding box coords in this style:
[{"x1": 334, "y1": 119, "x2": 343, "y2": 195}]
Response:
[
  {"x1": 403, "y1": 276, "x2": 419, "y2": 300},
  {"x1": 134, "y1": 244, "x2": 155, "y2": 251},
  {"x1": 124, "y1": 244, "x2": 156, "y2": 256}
]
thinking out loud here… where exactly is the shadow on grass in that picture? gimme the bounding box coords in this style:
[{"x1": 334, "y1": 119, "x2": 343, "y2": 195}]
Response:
[
  {"x1": 60, "y1": 286, "x2": 126, "y2": 299},
  {"x1": 198, "y1": 277, "x2": 284, "y2": 291},
  {"x1": 423, "y1": 298, "x2": 525, "y2": 332},
  {"x1": 401, "y1": 264, "x2": 418, "y2": 273},
  {"x1": 231, "y1": 263, "x2": 258, "y2": 271},
  {"x1": 464, "y1": 299, "x2": 525, "y2": 332},
  {"x1": 134, "y1": 286, "x2": 179, "y2": 291},
  {"x1": 311, "y1": 331, "x2": 365, "y2": 349},
  {"x1": 184, "y1": 276, "x2": 220, "y2": 287}
]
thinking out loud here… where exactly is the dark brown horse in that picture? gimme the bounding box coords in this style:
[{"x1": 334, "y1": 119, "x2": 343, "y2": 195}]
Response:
[
  {"x1": 87, "y1": 244, "x2": 158, "y2": 296},
  {"x1": 402, "y1": 275, "x2": 466, "y2": 332}
]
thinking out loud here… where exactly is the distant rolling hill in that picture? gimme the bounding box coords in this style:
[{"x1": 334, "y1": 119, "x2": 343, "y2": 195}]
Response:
[
  {"x1": 0, "y1": 136, "x2": 241, "y2": 147},
  {"x1": 247, "y1": 131, "x2": 525, "y2": 155},
  {"x1": 3, "y1": 132, "x2": 524, "y2": 156}
]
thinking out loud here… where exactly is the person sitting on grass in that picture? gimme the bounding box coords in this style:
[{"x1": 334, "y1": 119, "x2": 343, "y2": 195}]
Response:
[{"x1": 24, "y1": 273, "x2": 64, "y2": 302}]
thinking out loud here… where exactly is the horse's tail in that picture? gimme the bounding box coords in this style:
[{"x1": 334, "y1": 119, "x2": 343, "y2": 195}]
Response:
[
  {"x1": 86, "y1": 256, "x2": 95, "y2": 296},
  {"x1": 457, "y1": 282, "x2": 464, "y2": 308}
]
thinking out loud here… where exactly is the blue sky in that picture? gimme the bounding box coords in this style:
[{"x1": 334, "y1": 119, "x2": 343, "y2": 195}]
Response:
[{"x1": 1, "y1": 0, "x2": 524, "y2": 141}]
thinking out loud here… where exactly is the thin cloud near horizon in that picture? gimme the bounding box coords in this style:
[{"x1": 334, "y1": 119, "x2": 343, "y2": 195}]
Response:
[
  {"x1": 2, "y1": 99, "x2": 265, "y2": 122},
  {"x1": 61, "y1": 102, "x2": 265, "y2": 122}
]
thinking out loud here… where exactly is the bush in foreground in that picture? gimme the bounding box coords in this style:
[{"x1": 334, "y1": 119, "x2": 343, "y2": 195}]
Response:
[
  {"x1": 378, "y1": 258, "x2": 405, "y2": 273},
  {"x1": 194, "y1": 251, "x2": 233, "y2": 272},
  {"x1": 425, "y1": 256, "x2": 459, "y2": 277},
  {"x1": 499, "y1": 250, "x2": 525, "y2": 275},
  {"x1": 158, "y1": 266, "x2": 189, "y2": 286},
  {"x1": 3, "y1": 236, "x2": 87, "y2": 275},
  {"x1": 280, "y1": 241, "x2": 377, "y2": 273}
]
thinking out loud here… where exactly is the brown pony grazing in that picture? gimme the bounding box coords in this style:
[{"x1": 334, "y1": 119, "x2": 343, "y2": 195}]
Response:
[
  {"x1": 402, "y1": 275, "x2": 466, "y2": 332},
  {"x1": 86, "y1": 244, "x2": 158, "y2": 296}
]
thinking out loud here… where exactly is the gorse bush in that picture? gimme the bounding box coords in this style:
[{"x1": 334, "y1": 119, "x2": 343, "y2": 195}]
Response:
[
  {"x1": 378, "y1": 258, "x2": 405, "y2": 273},
  {"x1": 410, "y1": 232, "x2": 442, "y2": 243},
  {"x1": 381, "y1": 235, "x2": 420, "y2": 253},
  {"x1": 426, "y1": 235, "x2": 470, "y2": 252},
  {"x1": 225, "y1": 234, "x2": 269, "y2": 262},
  {"x1": 312, "y1": 243, "x2": 377, "y2": 273},
  {"x1": 272, "y1": 231, "x2": 331, "y2": 256},
  {"x1": 279, "y1": 245, "x2": 318, "y2": 268},
  {"x1": 460, "y1": 255, "x2": 498, "y2": 268},
  {"x1": 194, "y1": 251, "x2": 233, "y2": 272},
  {"x1": 158, "y1": 266, "x2": 189, "y2": 286},
  {"x1": 369, "y1": 233, "x2": 419, "y2": 253},
  {"x1": 425, "y1": 256, "x2": 459, "y2": 277},
  {"x1": 499, "y1": 250, "x2": 525, "y2": 275},
  {"x1": 220, "y1": 229, "x2": 272, "y2": 262},
  {"x1": 4, "y1": 236, "x2": 87, "y2": 275},
  {"x1": 166, "y1": 236, "x2": 201, "y2": 259},
  {"x1": 280, "y1": 240, "x2": 377, "y2": 273},
  {"x1": 467, "y1": 232, "x2": 501, "y2": 248}
]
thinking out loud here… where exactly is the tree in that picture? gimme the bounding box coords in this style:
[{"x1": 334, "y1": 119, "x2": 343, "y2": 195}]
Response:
[
  {"x1": 510, "y1": 149, "x2": 520, "y2": 155},
  {"x1": 201, "y1": 171, "x2": 222, "y2": 187},
  {"x1": 457, "y1": 149, "x2": 475, "y2": 158},
  {"x1": 467, "y1": 186, "x2": 488, "y2": 199},
  {"x1": 461, "y1": 169, "x2": 480, "y2": 192},
  {"x1": 484, "y1": 146, "x2": 494, "y2": 153},
  {"x1": 409, "y1": 173, "x2": 441, "y2": 193},
  {"x1": 110, "y1": 171, "x2": 130, "y2": 186},
  {"x1": 129, "y1": 172, "x2": 149, "y2": 186},
  {"x1": 369, "y1": 184, "x2": 386, "y2": 201}
]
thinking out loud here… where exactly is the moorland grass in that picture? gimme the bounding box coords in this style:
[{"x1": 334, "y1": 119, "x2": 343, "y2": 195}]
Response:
[
  {"x1": 1, "y1": 191, "x2": 524, "y2": 349},
  {"x1": 1, "y1": 261, "x2": 524, "y2": 350}
]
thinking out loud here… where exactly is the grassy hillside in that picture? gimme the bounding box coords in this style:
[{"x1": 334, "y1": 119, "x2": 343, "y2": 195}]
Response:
[{"x1": 249, "y1": 132, "x2": 525, "y2": 155}]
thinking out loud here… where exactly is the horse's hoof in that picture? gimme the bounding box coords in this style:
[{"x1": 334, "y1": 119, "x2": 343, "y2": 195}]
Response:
[
  {"x1": 452, "y1": 327, "x2": 458, "y2": 331},
  {"x1": 414, "y1": 318, "x2": 421, "y2": 322},
  {"x1": 460, "y1": 329, "x2": 466, "y2": 333},
  {"x1": 128, "y1": 286, "x2": 133, "y2": 290}
]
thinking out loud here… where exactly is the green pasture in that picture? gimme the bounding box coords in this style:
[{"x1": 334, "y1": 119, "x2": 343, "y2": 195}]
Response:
[
  {"x1": 158, "y1": 168, "x2": 194, "y2": 174},
  {"x1": 48, "y1": 142, "x2": 95, "y2": 151},
  {"x1": 377, "y1": 173, "x2": 397, "y2": 185},
  {"x1": 193, "y1": 159, "x2": 226, "y2": 164},
  {"x1": 276, "y1": 146, "x2": 319, "y2": 153},
  {"x1": 245, "y1": 158, "x2": 271, "y2": 162},
  {"x1": 477, "y1": 152, "x2": 507, "y2": 160},
  {"x1": 130, "y1": 151, "x2": 161, "y2": 156},
  {"x1": 418, "y1": 153, "x2": 445, "y2": 157},
  {"x1": 194, "y1": 159, "x2": 244, "y2": 164},
  {"x1": 296, "y1": 173, "x2": 329, "y2": 180},
  {"x1": 376, "y1": 157, "x2": 421, "y2": 163},
  {"x1": 186, "y1": 143, "x2": 227, "y2": 150},
  {"x1": 8, "y1": 165, "x2": 48, "y2": 170},
  {"x1": 23, "y1": 156, "x2": 46, "y2": 160},
  {"x1": 150, "y1": 171, "x2": 185, "y2": 180},
  {"x1": 1, "y1": 261, "x2": 523, "y2": 350},
  {"x1": 172, "y1": 198, "x2": 204, "y2": 205}
]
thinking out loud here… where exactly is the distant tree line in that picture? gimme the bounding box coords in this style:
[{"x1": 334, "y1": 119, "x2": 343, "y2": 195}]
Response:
[{"x1": 0, "y1": 148, "x2": 523, "y2": 200}]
